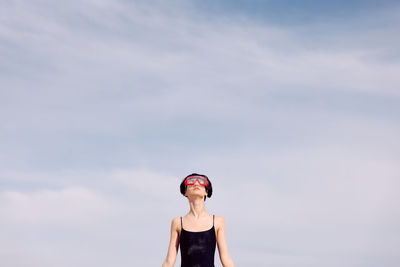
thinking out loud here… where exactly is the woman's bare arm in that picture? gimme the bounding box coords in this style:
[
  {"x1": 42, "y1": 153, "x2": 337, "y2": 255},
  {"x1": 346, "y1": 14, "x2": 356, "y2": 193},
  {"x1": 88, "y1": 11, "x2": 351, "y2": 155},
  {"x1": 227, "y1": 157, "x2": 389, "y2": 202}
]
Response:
[
  {"x1": 215, "y1": 215, "x2": 235, "y2": 267},
  {"x1": 162, "y1": 217, "x2": 180, "y2": 267}
]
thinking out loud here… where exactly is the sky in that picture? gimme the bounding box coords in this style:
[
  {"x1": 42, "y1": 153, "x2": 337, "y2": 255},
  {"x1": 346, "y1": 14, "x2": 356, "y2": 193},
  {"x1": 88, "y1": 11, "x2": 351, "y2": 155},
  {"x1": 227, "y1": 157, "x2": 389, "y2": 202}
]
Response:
[{"x1": 1, "y1": 0, "x2": 400, "y2": 266}]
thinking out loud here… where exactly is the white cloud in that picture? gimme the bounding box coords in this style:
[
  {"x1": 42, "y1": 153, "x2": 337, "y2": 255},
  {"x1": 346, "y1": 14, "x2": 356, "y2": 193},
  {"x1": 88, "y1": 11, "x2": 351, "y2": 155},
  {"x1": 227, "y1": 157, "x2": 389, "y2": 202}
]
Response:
[
  {"x1": 1, "y1": 0, "x2": 399, "y2": 266},
  {"x1": 1, "y1": 151, "x2": 399, "y2": 266},
  {"x1": 0, "y1": 187, "x2": 112, "y2": 224},
  {"x1": 0, "y1": 169, "x2": 181, "y2": 267}
]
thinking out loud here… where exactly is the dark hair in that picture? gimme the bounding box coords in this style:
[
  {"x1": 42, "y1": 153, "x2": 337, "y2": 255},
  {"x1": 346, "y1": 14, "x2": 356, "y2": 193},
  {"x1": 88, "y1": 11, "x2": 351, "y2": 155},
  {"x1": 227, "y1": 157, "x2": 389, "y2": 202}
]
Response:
[{"x1": 180, "y1": 173, "x2": 213, "y2": 201}]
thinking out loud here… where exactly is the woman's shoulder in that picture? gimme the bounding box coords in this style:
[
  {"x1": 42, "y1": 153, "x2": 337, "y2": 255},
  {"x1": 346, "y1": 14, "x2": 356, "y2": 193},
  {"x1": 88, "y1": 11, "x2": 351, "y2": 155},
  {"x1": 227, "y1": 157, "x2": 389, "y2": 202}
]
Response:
[
  {"x1": 213, "y1": 214, "x2": 224, "y2": 220},
  {"x1": 213, "y1": 214, "x2": 226, "y2": 227},
  {"x1": 171, "y1": 216, "x2": 181, "y2": 227}
]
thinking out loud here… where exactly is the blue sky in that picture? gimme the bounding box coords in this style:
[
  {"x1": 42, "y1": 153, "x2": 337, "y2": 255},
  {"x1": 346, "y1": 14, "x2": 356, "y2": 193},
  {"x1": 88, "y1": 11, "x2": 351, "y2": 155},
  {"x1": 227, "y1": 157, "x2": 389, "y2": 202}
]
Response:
[
  {"x1": 193, "y1": 0, "x2": 398, "y2": 23},
  {"x1": 1, "y1": 0, "x2": 400, "y2": 266}
]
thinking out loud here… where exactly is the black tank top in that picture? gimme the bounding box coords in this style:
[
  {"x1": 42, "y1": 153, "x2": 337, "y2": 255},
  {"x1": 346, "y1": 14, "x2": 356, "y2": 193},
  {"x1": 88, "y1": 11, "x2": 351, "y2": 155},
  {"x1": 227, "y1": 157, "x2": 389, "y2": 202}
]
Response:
[{"x1": 179, "y1": 215, "x2": 216, "y2": 267}]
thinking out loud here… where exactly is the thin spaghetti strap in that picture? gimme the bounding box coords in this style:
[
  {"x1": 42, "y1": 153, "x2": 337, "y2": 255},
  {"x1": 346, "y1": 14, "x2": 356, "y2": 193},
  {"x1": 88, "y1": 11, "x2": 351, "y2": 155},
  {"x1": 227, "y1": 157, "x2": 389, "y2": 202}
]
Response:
[{"x1": 180, "y1": 216, "x2": 183, "y2": 230}]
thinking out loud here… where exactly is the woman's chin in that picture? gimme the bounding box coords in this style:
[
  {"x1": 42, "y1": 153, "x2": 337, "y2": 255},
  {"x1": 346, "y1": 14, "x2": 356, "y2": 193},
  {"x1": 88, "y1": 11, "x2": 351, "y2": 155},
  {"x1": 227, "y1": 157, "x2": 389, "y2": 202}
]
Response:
[{"x1": 188, "y1": 193, "x2": 205, "y2": 199}]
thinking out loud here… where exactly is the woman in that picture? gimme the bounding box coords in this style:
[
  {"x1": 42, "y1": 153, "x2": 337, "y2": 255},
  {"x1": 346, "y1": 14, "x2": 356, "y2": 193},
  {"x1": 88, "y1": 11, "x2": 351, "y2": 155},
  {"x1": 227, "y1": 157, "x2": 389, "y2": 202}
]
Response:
[{"x1": 162, "y1": 173, "x2": 235, "y2": 267}]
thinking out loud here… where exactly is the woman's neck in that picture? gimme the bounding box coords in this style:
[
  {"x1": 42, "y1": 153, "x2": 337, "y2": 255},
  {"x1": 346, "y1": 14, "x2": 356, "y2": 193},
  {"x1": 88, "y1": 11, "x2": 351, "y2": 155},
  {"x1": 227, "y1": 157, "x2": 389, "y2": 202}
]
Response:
[{"x1": 188, "y1": 197, "x2": 207, "y2": 219}]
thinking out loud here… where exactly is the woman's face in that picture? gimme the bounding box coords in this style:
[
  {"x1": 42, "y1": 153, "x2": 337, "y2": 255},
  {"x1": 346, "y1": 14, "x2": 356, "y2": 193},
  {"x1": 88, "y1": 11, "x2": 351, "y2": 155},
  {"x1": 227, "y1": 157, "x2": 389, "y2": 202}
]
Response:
[{"x1": 185, "y1": 179, "x2": 207, "y2": 199}]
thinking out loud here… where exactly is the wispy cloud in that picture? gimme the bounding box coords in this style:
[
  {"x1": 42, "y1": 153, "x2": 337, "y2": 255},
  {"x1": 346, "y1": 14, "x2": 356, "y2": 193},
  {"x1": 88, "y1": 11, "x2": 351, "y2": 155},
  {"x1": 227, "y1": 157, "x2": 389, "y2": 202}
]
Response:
[{"x1": 1, "y1": 0, "x2": 399, "y2": 266}]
